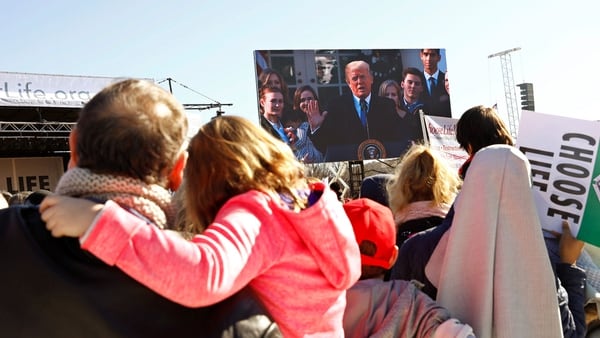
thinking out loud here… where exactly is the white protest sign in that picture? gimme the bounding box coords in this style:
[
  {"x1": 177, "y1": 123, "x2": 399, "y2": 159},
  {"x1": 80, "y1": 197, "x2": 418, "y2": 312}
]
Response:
[
  {"x1": 423, "y1": 115, "x2": 469, "y2": 171},
  {"x1": 516, "y1": 111, "x2": 600, "y2": 245}
]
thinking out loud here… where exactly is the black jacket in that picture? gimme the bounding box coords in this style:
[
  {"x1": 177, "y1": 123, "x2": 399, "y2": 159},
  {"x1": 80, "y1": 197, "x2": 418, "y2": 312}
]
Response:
[
  {"x1": 389, "y1": 207, "x2": 454, "y2": 299},
  {"x1": 310, "y1": 94, "x2": 403, "y2": 156},
  {"x1": 0, "y1": 205, "x2": 281, "y2": 338},
  {"x1": 421, "y1": 71, "x2": 451, "y2": 117}
]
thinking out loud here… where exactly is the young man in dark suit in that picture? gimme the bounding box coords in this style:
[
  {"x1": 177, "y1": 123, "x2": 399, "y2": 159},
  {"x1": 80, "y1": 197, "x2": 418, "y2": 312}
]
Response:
[
  {"x1": 308, "y1": 60, "x2": 404, "y2": 160},
  {"x1": 420, "y1": 49, "x2": 452, "y2": 117}
]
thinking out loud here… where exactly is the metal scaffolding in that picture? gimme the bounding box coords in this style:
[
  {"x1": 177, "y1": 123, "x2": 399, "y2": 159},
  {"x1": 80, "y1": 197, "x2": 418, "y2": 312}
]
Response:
[
  {"x1": 488, "y1": 47, "x2": 521, "y2": 138},
  {"x1": 0, "y1": 121, "x2": 74, "y2": 135},
  {"x1": 0, "y1": 121, "x2": 73, "y2": 155}
]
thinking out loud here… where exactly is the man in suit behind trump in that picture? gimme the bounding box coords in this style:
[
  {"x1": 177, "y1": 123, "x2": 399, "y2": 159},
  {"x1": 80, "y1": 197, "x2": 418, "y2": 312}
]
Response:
[
  {"x1": 307, "y1": 60, "x2": 404, "y2": 160},
  {"x1": 420, "y1": 49, "x2": 451, "y2": 117}
]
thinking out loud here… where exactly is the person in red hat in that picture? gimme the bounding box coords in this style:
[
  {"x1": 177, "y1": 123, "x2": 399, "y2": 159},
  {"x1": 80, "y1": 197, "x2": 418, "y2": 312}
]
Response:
[{"x1": 342, "y1": 198, "x2": 474, "y2": 338}]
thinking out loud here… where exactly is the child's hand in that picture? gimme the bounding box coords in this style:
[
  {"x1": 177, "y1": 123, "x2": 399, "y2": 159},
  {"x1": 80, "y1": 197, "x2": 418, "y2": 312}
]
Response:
[{"x1": 40, "y1": 195, "x2": 105, "y2": 238}]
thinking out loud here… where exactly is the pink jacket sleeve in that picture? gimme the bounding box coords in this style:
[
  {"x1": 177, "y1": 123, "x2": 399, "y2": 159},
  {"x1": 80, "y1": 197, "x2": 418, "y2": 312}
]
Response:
[{"x1": 81, "y1": 200, "x2": 271, "y2": 307}]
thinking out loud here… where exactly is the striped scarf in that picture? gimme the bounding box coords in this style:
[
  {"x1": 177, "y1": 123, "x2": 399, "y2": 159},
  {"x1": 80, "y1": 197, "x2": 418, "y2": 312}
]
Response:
[{"x1": 55, "y1": 167, "x2": 175, "y2": 229}]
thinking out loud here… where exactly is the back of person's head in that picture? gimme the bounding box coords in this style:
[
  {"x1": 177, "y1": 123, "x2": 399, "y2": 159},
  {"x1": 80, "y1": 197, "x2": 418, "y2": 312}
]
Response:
[
  {"x1": 360, "y1": 174, "x2": 393, "y2": 207},
  {"x1": 8, "y1": 191, "x2": 32, "y2": 206},
  {"x1": 183, "y1": 115, "x2": 306, "y2": 232},
  {"x1": 329, "y1": 181, "x2": 343, "y2": 201},
  {"x1": 23, "y1": 189, "x2": 52, "y2": 206},
  {"x1": 74, "y1": 79, "x2": 188, "y2": 186},
  {"x1": 343, "y1": 198, "x2": 398, "y2": 280},
  {"x1": 387, "y1": 144, "x2": 460, "y2": 216},
  {"x1": 456, "y1": 105, "x2": 514, "y2": 155}
]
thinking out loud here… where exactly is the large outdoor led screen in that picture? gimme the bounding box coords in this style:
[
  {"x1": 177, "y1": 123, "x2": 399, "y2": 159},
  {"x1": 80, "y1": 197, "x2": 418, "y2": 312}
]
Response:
[{"x1": 254, "y1": 49, "x2": 451, "y2": 163}]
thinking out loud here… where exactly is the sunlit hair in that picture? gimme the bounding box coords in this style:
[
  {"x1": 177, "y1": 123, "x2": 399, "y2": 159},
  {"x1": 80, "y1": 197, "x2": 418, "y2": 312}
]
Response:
[
  {"x1": 378, "y1": 79, "x2": 401, "y2": 98},
  {"x1": 292, "y1": 85, "x2": 319, "y2": 111},
  {"x1": 76, "y1": 79, "x2": 187, "y2": 186},
  {"x1": 456, "y1": 105, "x2": 514, "y2": 155},
  {"x1": 258, "y1": 68, "x2": 290, "y2": 102},
  {"x1": 387, "y1": 143, "x2": 461, "y2": 216},
  {"x1": 182, "y1": 116, "x2": 308, "y2": 233}
]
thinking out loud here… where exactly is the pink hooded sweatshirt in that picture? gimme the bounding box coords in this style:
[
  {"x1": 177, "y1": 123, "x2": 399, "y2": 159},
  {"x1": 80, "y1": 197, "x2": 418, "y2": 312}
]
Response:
[{"x1": 81, "y1": 185, "x2": 361, "y2": 337}]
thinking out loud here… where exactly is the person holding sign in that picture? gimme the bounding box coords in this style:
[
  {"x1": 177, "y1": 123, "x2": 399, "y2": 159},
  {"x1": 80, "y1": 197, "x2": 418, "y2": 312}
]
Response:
[
  {"x1": 394, "y1": 105, "x2": 586, "y2": 337},
  {"x1": 424, "y1": 144, "x2": 563, "y2": 337},
  {"x1": 544, "y1": 221, "x2": 587, "y2": 337}
]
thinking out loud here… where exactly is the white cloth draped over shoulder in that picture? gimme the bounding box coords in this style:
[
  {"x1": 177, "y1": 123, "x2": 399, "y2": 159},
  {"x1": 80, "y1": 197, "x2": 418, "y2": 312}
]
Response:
[{"x1": 425, "y1": 144, "x2": 562, "y2": 338}]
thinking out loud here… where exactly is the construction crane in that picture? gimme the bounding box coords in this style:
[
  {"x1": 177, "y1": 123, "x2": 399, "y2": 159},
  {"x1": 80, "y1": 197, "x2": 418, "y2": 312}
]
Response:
[{"x1": 488, "y1": 47, "x2": 521, "y2": 138}]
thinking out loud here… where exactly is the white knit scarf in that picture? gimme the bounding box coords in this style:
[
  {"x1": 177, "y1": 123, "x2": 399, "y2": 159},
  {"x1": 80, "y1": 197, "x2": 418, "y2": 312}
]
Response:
[{"x1": 55, "y1": 167, "x2": 175, "y2": 229}]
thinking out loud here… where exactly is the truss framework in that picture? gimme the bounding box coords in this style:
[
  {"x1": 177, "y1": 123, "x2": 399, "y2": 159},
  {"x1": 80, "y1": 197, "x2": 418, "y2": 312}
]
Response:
[{"x1": 488, "y1": 47, "x2": 521, "y2": 138}]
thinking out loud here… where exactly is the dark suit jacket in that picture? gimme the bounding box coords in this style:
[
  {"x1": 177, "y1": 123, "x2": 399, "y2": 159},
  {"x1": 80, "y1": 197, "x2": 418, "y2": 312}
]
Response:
[
  {"x1": 422, "y1": 71, "x2": 452, "y2": 117},
  {"x1": 0, "y1": 205, "x2": 281, "y2": 338},
  {"x1": 309, "y1": 94, "x2": 403, "y2": 156},
  {"x1": 397, "y1": 99, "x2": 426, "y2": 143},
  {"x1": 260, "y1": 114, "x2": 285, "y2": 142}
]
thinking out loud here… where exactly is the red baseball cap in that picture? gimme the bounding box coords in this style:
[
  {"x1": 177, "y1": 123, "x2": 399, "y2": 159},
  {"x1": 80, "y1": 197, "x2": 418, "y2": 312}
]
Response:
[{"x1": 343, "y1": 198, "x2": 398, "y2": 269}]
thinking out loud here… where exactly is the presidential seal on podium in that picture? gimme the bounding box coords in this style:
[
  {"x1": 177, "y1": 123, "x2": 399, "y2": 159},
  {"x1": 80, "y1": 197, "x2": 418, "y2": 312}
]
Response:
[{"x1": 357, "y1": 139, "x2": 387, "y2": 160}]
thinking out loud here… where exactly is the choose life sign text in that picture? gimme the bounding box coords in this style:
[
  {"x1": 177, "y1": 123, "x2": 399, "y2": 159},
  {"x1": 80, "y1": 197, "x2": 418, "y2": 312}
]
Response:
[{"x1": 517, "y1": 111, "x2": 600, "y2": 246}]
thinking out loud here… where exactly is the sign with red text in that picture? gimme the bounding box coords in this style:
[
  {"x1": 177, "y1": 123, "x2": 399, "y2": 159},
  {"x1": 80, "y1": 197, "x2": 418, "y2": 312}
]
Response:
[
  {"x1": 516, "y1": 111, "x2": 600, "y2": 246},
  {"x1": 423, "y1": 115, "x2": 468, "y2": 171}
]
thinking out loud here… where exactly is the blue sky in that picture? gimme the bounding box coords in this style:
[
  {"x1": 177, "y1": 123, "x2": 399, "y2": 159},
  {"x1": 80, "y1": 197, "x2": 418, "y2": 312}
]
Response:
[{"x1": 2, "y1": 0, "x2": 598, "y2": 133}]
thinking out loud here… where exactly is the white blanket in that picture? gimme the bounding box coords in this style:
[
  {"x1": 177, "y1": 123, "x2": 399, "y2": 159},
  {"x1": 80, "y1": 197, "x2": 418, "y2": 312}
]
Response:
[{"x1": 426, "y1": 144, "x2": 562, "y2": 338}]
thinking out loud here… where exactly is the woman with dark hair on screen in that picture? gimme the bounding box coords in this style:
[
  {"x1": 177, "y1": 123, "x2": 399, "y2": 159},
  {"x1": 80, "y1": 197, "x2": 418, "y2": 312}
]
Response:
[{"x1": 284, "y1": 85, "x2": 325, "y2": 163}]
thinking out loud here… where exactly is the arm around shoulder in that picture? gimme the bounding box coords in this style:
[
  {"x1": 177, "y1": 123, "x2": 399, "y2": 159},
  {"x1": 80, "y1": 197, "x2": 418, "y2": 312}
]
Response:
[{"x1": 81, "y1": 198, "x2": 272, "y2": 308}]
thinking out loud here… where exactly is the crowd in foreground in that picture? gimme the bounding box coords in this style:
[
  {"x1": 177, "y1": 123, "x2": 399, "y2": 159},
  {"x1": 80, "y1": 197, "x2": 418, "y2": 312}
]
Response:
[{"x1": 0, "y1": 79, "x2": 597, "y2": 338}]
